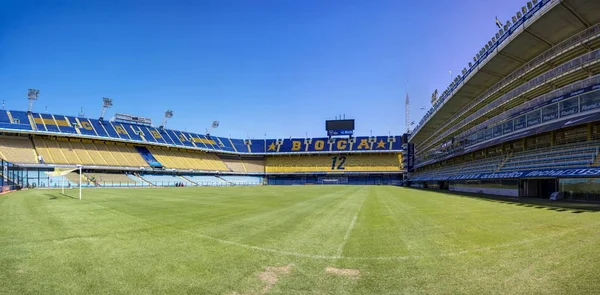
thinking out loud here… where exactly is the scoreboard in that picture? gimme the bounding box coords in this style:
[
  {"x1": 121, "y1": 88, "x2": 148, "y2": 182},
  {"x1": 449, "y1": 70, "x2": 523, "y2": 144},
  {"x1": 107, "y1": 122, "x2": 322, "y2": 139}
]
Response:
[{"x1": 326, "y1": 119, "x2": 355, "y2": 136}]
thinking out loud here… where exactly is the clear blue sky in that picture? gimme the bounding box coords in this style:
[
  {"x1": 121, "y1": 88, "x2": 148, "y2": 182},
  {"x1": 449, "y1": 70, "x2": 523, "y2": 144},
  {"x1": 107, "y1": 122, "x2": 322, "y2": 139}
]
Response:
[{"x1": 0, "y1": 0, "x2": 525, "y2": 139}]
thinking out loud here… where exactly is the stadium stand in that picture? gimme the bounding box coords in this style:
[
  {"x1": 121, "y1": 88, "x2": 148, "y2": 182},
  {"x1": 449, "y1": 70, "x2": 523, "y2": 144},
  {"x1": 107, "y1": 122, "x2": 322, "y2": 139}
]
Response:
[
  {"x1": 0, "y1": 137, "x2": 37, "y2": 163},
  {"x1": 140, "y1": 174, "x2": 192, "y2": 186},
  {"x1": 86, "y1": 172, "x2": 140, "y2": 186},
  {"x1": 266, "y1": 154, "x2": 402, "y2": 173},
  {"x1": 148, "y1": 147, "x2": 228, "y2": 171},
  {"x1": 32, "y1": 138, "x2": 149, "y2": 167},
  {"x1": 243, "y1": 158, "x2": 265, "y2": 173},
  {"x1": 220, "y1": 155, "x2": 246, "y2": 172},
  {"x1": 219, "y1": 175, "x2": 263, "y2": 185},
  {"x1": 405, "y1": 0, "x2": 600, "y2": 199},
  {"x1": 183, "y1": 175, "x2": 228, "y2": 186}
]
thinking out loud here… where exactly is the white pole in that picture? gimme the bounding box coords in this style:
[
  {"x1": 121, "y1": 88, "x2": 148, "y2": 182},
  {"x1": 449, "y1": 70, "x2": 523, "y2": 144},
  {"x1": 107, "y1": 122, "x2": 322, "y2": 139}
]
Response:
[
  {"x1": 61, "y1": 175, "x2": 64, "y2": 194},
  {"x1": 79, "y1": 166, "x2": 82, "y2": 200}
]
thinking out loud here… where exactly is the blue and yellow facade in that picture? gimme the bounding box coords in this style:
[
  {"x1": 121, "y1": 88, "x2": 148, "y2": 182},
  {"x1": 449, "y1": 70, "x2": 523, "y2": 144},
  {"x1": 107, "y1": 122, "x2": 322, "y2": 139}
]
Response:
[{"x1": 0, "y1": 110, "x2": 403, "y2": 155}]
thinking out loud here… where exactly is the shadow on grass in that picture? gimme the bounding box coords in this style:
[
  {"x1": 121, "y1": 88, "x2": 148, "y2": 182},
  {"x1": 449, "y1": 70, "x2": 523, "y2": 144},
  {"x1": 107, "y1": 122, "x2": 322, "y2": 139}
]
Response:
[
  {"x1": 45, "y1": 193, "x2": 78, "y2": 200},
  {"x1": 406, "y1": 188, "x2": 600, "y2": 213}
]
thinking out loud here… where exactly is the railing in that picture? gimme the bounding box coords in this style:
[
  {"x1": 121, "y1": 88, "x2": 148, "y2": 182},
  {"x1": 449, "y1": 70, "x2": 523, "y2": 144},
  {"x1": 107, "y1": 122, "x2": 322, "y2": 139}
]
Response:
[
  {"x1": 24, "y1": 180, "x2": 263, "y2": 188},
  {"x1": 413, "y1": 21, "x2": 600, "y2": 143},
  {"x1": 415, "y1": 74, "x2": 600, "y2": 168},
  {"x1": 420, "y1": 49, "x2": 600, "y2": 155},
  {"x1": 455, "y1": 75, "x2": 600, "y2": 141},
  {"x1": 411, "y1": 0, "x2": 557, "y2": 138}
]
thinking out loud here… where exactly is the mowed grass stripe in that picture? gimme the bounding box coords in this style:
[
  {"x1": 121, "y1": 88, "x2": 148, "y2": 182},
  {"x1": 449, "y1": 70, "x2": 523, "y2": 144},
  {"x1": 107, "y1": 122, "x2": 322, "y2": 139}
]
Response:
[{"x1": 1, "y1": 186, "x2": 600, "y2": 294}]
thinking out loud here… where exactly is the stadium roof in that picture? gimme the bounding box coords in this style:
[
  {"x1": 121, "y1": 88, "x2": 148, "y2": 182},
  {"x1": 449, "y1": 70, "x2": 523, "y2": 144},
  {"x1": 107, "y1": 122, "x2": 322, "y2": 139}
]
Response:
[{"x1": 410, "y1": 0, "x2": 600, "y2": 147}]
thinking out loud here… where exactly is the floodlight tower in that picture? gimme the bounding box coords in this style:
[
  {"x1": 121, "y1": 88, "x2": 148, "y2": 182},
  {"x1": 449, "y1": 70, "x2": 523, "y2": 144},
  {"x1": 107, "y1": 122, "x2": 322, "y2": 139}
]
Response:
[
  {"x1": 206, "y1": 120, "x2": 219, "y2": 136},
  {"x1": 99, "y1": 97, "x2": 113, "y2": 122},
  {"x1": 159, "y1": 110, "x2": 173, "y2": 130},
  {"x1": 27, "y1": 89, "x2": 39, "y2": 114}
]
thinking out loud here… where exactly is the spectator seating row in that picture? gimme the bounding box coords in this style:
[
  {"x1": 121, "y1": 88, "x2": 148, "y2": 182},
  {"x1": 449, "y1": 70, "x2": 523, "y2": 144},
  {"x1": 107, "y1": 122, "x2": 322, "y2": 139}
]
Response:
[{"x1": 265, "y1": 153, "x2": 402, "y2": 173}]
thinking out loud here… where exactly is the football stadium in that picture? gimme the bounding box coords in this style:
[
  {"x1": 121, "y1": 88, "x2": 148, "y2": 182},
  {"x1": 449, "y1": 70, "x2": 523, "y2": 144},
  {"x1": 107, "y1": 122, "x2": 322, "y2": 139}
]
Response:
[{"x1": 2, "y1": 0, "x2": 600, "y2": 294}]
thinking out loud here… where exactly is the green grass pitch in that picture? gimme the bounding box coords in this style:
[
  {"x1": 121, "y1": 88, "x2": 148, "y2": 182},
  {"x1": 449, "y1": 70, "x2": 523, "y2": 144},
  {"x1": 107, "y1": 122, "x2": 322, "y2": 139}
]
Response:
[{"x1": 1, "y1": 186, "x2": 600, "y2": 294}]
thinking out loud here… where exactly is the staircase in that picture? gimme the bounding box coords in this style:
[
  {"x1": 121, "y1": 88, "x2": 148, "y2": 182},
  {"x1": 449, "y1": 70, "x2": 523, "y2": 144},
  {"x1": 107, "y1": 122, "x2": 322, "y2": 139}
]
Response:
[
  {"x1": 495, "y1": 152, "x2": 512, "y2": 172},
  {"x1": 215, "y1": 175, "x2": 233, "y2": 185},
  {"x1": 135, "y1": 146, "x2": 163, "y2": 168},
  {"x1": 179, "y1": 175, "x2": 197, "y2": 186},
  {"x1": 133, "y1": 173, "x2": 155, "y2": 186},
  {"x1": 25, "y1": 113, "x2": 37, "y2": 130},
  {"x1": 30, "y1": 138, "x2": 42, "y2": 163},
  {"x1": 592, "y1": 148, "x2": 600, "y2": 167}
]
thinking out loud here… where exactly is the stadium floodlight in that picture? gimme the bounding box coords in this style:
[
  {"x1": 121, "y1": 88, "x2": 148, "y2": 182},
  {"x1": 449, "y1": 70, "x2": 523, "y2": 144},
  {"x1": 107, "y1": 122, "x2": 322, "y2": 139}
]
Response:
[
  {"x1": 160, "y1": 110, "x2": 173, "y2": 129},
  {"x1": 206, "y1": 120, "x2": 219, "y2": 136},
  {"x1": 528, "y1": 1, "x2": 533, "y2": 9},
  {"x1": 522, "y1": 6, "x2": 527, "y2": 14},
  {"x1": 99, "y1": 97, "x2": 113, "y2": 121},
  {"x1": 27, "y1": 89, "x2": 39, "y2": 113},
  {"x1": 517, "y1": 11, "x2": 522, "y2": 19}
]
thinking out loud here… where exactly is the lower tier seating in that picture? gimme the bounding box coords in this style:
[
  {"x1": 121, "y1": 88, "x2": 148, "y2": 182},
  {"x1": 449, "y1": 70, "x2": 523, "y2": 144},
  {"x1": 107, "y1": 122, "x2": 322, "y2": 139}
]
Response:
[
  {"x1": 499, "y1": 142, "x2": 598, "y2": 171},
  {"x1": 265, "y1": 153, "x2": 402, "y2": 173},
  {"x1": 220, "y1": 175, "x2": 263, "y2": 185},
  {"x1": 412, "y1": 140, "x2": 600, "y2": 180},
  {"x1": 85, "y1": 172, "x2": 141, "y2": 186},
  {"x1": 183, "y1": 175, "x2": 228, "y2": 185},
  {"x1": 140, "y1": 174, "x2": 193, "y2": 186}
]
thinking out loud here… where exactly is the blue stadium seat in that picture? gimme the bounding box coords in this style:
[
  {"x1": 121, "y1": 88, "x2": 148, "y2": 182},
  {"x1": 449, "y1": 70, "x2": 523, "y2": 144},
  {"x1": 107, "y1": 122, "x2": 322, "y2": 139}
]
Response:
[
  {"x1": 230, "y1": 139, "x2": 249, "y2": 153},
  {"x1": 89, "y1": 119, "x2": 110, "y2": 138},
  {"x1": 8, "y1": 111, "x2": 33, "y2": 130},
  {"x1": 73, "y1": 117, "x2": 98, "y2": 136},
  {"x1": 118, "y1": 122, "x2": 144, "y2": 141},
  {"x1": 0, "y1": 110, "x2": 11, "y2": 124}
]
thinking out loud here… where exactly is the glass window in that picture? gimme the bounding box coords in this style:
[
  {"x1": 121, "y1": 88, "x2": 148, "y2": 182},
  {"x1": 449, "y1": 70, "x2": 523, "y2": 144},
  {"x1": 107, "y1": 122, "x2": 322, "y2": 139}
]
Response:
[
  {"x1": 485, "y1": 128, "x2": 493, "y2": 140},
  {"x1": 493, "y1": 125, "x2": 502, "y2": 137},
  {"x1": 526, "y1": 110, "x2": 541, "y2": 127},
  {"x1": 541, "y1": 104, "x2": 558, "y2": 122},
  {"x1": 559, "y1": 178, "x2": 600, "y2": 202},
  {"x1": 477, "y1": 130, "x2": 485, "y2": 142},
  {"x1": 580, "y1": 90, "x2": 600, "y2": 112},
  {"x1": 514, "y1": 115, "x2": 526, "y2": 131},
  {"x1": 560, "y1": 96, "x2": 579, "y2": 117},
  {"x1": 503, "y1": 121, "x2": 513, "y2": 134}
]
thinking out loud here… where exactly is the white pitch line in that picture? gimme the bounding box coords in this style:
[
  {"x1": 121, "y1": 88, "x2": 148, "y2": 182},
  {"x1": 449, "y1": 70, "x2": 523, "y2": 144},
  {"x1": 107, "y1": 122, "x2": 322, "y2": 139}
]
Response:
[
  {"x1": 335, "y1": 196, "x2": 366, "y2": 257},
  {"x1": 89, "y1": 197, "x2": 600, "y2": 262}
]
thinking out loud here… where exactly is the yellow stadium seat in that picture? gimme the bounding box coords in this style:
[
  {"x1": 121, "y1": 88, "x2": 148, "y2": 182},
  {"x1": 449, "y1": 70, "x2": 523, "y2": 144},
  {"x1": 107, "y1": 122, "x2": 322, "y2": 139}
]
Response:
[
  {"x1": 0, "y1": 137, "x2": 38, "y2": 163},
  {"x1": 148, "y1": 147, "x2": 229, "y2": 171},
  {"x1": 265, "y1": 153, "x2": 402, "y2": 173}
]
